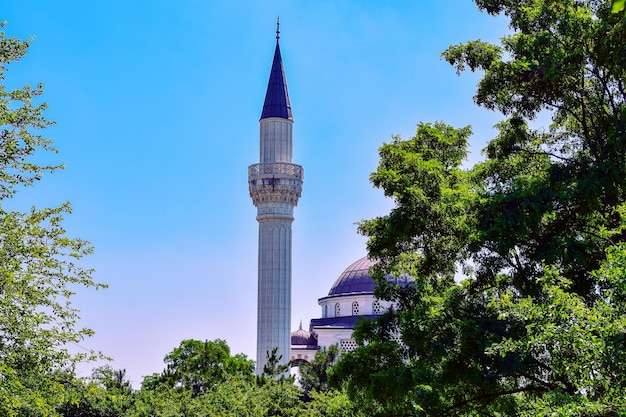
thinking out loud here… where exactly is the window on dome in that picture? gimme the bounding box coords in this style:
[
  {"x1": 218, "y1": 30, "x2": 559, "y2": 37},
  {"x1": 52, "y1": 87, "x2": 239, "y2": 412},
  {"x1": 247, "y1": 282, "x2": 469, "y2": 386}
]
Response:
[
  {"x1": 324, "y1": 305, "x2": 328, "y2": 318},
  {"x1": 352, "y1": 301, "x2": 359, "y2": 315},
  {"x1": 372, "y1": 300, "x2": 382, "y2": 315},
  {"x1": 335, "y1": 303, "x2": 341, "y2": 317}
]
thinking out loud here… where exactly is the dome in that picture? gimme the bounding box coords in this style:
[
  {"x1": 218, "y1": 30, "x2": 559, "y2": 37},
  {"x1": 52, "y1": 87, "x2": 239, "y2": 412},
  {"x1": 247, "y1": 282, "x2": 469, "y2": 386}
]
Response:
[
  {"x1": 327, "y1": 256, "x2": 413, "y2": 296},
  {"x1": 291, "y1": 324, "x2": 314, "y2": 345},
  {"x1": 328, "y1": 257, "x2": 376, "y2": 296}
]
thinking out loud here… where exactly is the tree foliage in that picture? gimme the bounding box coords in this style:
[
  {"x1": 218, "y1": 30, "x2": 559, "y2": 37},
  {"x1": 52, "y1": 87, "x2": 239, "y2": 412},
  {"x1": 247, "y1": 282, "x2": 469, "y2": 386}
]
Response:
[
  {"x1": 611, "y1": 0, "x2": 625, "y2": 15},
  {"x1": 332, "y1": 0, "x2": 626, "y2": 415},
  {"x1": 55, "y1": 367, "x2": 134, "y2": 417},
  {"x1": 141, "y1": 338, "x2": 254, "y2": 396},
  {"x1": 299, "y1": 344, "x2": 339, "y2": 400},
  {"x1": 131, "y1": 375, "x2": 306, "y2": 417},
  {"x1": 0, "y1": 21, "x2": 102, "y2": 416},
  {"x1": 131, "y1": 339, "x2": 362, "y2": 417},
  {"x1": 258, "y1": 346, "x2": 293, "y2": 383}
]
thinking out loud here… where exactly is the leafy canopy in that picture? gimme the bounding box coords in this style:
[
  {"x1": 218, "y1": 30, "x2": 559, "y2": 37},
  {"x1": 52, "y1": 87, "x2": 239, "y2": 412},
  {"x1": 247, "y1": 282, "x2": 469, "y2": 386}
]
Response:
[
  {"x1": 332, "y1": 0, "x2": 626, "y2": 415},
  {"x1": 141, "y1": 339, "x2": 254, "y2": 395}
]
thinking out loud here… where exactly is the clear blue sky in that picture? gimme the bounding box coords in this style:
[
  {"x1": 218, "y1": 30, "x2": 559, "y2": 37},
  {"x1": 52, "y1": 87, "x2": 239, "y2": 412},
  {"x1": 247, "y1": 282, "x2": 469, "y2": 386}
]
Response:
[{"x1": 4, "y1": 1, "x2": 508, "y2": 386}]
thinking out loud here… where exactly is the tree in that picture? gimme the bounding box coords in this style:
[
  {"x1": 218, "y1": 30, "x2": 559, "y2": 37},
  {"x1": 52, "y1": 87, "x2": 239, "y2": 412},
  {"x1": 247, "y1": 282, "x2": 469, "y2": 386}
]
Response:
[
  {"x1": 55, "y1": 367, "x2": 134, "y2": 417},
  {"x1": 442, "y1": 0, "x2": 626, "y2": 299},
  {"x1": 142, "y1": 339, "x2": 254, "y2": 396},
  {"x1": 299, "y1": 344, "x2": 339, "y2": 400},
  {"x1": 90, "y1": 365, "x2": 133, "y2": 394},
  {"x1": 304, "y1": 389, "x2": 373, "y2": 417},
  {"x1": 134, "y1": 347, "x2": 306, "y2": 417},
  {"x1": 259, "y1": 347, "x2": 292, "y2": 383},
  {"x1": 332, "y1": 0, "x2": 626, "y2": 415},
  {"x1": 0, "y1": 22, "x2": 103, "y2": 416},
  {"x1": 131, "y1": 340, "x2": 366, "y2": 416},
  {"x1": 126, "y1": 385, "x2": 192, "y2": 417}
]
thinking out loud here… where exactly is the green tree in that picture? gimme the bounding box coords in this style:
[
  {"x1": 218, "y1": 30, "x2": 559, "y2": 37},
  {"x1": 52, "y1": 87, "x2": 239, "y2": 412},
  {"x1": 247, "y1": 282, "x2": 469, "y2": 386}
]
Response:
[
  {"x1": 0, "y1": 22, "x2": 102, "y2": 416},
  {"x1": 304, "y1": 389, "x2": 372, "y2": 417},
  {"x1": 56, "y1": 367, "x2": 134, "y2": 417},
  {"x1": 90, "y1": 366, "x2": 133, "y2": 394},
  {"x1": 442, "y1": 0, "x2": 626, "y2": 299},
  {"x1": 299, "y1": 344, "x2": 339, "y2": 400},
  {"x1": 195, "y1": 375, "x2": 303, "y2": 417},
  {"x1": 133, "y1": 372, "x2": 305, "y2": 417},
  {"x1": 131, "y1": 341, "x2": 367, "y2": 416},
  {"x1": 258, "y1": 347, "x2": 292, "y2": 383},
  {"x1": 127, "y1": 385, "x2": 192, "y2": 417},
  {"x1": 332, "y1": 0, "x2": 626, "y2": 415},
  {"x1": 142, "y1": 339, "x2": 254, "y2": 396}
]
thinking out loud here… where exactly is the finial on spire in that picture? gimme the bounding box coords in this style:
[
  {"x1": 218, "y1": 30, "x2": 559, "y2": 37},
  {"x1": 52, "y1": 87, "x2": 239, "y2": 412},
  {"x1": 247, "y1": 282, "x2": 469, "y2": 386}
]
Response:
[
  {"x1": 276, "y1": 16, "x2": 280, "y2": 40},
  {"x1": 298, "y1": 320, "x2": 303, "y2": 330}
]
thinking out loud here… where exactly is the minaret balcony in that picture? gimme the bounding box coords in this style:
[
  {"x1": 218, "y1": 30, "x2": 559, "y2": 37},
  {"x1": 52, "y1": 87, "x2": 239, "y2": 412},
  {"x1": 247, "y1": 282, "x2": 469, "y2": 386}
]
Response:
[
  {"x1": 248, "y1": 162, "x2": 304, "y2": 207},
  {"x1": 248, "y1": 162, "x2": 303, "y2": 180}
]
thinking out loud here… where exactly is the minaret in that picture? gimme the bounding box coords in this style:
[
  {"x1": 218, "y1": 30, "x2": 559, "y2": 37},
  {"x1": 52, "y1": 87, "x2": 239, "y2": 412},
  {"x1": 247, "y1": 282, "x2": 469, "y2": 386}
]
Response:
[{"x1": 248, "y1": 19, "x2": 303, "y2": 375}]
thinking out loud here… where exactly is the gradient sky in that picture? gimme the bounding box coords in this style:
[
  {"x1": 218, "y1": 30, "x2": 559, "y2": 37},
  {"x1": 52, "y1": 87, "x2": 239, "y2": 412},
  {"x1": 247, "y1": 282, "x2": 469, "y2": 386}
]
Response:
[{"x1": 3, "y1": 1, "x2": 509, "y2": 386}]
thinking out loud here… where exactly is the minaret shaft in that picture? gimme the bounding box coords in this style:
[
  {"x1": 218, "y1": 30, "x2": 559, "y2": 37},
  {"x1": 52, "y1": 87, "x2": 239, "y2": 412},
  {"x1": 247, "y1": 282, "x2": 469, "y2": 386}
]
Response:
[{"x1": 256, "y1": 219, "x2": 292, "y2": 373}]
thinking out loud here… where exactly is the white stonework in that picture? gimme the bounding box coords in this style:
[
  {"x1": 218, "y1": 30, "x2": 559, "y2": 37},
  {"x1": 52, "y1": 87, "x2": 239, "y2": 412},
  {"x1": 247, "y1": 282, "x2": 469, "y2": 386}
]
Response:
[
  {"x1": 311, "y1": 295, "x2": 391, "y2": 353},
  {"x1": 260, "y1": 118, "x2": 293, "y2": 162},
  {"x1": 318, "y1": 294, "x2": 392, "y2": 318},
  {"x1": 250, "y1": 117, "x2": 303, "y2": 375}
]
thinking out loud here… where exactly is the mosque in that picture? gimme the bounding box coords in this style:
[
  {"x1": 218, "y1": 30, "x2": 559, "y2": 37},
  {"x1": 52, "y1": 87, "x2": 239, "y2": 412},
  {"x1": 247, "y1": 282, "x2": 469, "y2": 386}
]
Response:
[
  {"x1": 248, "y1": 22, "x2": 405, "y2": 373},
  {"x1": 289, "y1": 256, "x2": 410, "y2": 366}
]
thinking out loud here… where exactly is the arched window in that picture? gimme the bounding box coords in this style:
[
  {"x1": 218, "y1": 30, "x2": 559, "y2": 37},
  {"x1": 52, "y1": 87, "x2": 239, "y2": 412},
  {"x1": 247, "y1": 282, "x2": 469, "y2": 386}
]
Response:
[
  {"x1": 335, "y1": 303, "x2": 341, "y2": 317},
  {"x1": 324, "y1": 304, "x2": 328, "y2": 318},
  {"x1": 372, "y1": 300, "x2": 382, "y2": 315},
  {"x1": 352, "y1": 301, "x2": 359, "y2": 315}
]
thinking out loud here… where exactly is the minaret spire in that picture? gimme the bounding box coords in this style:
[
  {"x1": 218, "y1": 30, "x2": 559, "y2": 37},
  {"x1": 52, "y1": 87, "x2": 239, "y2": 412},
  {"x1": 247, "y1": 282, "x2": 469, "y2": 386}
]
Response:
[
  {"x1": 249, "y1": 22, "x2": 303, "y2": 376},
  {"x1": 260, "y1": 19, "x2": 292, "y2": 121}
]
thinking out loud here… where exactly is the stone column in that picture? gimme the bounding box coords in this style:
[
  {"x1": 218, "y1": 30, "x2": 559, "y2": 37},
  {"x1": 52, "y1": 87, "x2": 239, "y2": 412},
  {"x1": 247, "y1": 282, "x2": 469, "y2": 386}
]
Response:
[{"x1": 249, "y1": 160, "x2": 303, "y2": 374}]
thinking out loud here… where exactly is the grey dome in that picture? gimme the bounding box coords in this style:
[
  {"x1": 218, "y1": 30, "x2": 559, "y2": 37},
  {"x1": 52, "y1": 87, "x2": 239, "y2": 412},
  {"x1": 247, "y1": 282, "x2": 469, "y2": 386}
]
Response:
[
  {"x1": 290, "y1": 328, "x2": 309, "y2": 345},
  {"x1": 327, "y1": 256, "x2": 413, "y2": 296},
  {"x1": 328, "y1": 257, "x2": 376, "y2": 296},
  {"x1": 291, "y1": 324, "x2": 316, "y2": 346}
]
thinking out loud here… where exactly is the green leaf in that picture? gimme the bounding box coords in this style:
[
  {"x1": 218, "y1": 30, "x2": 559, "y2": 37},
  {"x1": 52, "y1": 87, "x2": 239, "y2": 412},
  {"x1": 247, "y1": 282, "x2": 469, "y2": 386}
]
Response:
[{"x1": 612, "y1": 0, "x2": 625, "y2": 14}]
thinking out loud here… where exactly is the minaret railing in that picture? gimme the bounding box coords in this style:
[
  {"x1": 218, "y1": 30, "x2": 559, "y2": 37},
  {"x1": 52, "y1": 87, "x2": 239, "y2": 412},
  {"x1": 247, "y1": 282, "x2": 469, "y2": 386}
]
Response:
[{"x1": 248, "y1": 162, "x2": 303, "y2": 179}]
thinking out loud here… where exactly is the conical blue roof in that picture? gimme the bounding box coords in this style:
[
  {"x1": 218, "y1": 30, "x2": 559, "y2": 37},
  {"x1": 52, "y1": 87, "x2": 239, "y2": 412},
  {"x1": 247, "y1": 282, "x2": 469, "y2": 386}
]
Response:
[{"x1": 260, "y1": 40, "x2": 293, "y2": 121}]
